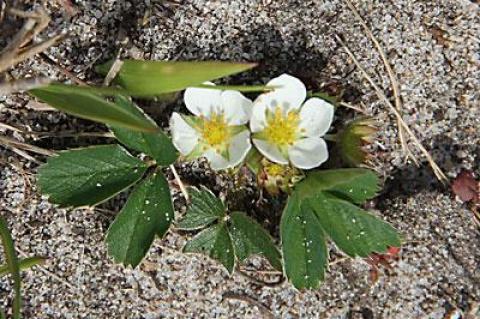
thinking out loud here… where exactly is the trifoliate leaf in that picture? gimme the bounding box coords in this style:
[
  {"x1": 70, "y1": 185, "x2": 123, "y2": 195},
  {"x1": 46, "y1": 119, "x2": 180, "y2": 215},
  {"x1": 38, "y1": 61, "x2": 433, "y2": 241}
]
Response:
[
  {"x1": 38, "y1": 145, "x2": 147, "y2": 207},
  {"x1": 176, "y1": 187, "x2": 225, "y2": 230},
  {"x1": 295, "y1": 168, "x2": 380, "y2": 204},
  {"x1": 106, "y1": 173, "x2": 174, "y2": 268},
  {"x1": 281, "y1": 168, "x2": 401, "y2": 289},
  {"x1": 229, "y1": 212, "x2": 282, "y2": 271},
  {"x1": 308, "y1": 193, "x2": 401, "y2": 257},
  {"x1": 111, "y1": 96, "x2": 178, "y2": 166},
  {"x1": 183, "y1": 222, "x2": 235, "y2": 274},
  {"x1": 280, "y1": 193, "x2": 328, "y2": 289},
  {"x1": 29, "y1": 84, "x2": 158, "y2": 132}
]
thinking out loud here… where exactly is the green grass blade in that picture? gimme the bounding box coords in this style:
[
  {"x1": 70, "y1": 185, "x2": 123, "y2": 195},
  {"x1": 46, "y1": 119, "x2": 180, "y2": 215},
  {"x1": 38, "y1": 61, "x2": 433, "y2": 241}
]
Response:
[
  {"x1": 194, "y1": 84, "x2": 275, "y2": 92},
  {"x1": 29, "y1": 84, "x2": 158, "y2": 132},
  {"x1": 0, "y1": 217, "x2": 22, "y2": 319},
  {"x1": 96, "y1": 60, "x2": 257, "y2": 96},
  {"x1": 0, "y1": 256, "x2": 46, "y2": 277}
]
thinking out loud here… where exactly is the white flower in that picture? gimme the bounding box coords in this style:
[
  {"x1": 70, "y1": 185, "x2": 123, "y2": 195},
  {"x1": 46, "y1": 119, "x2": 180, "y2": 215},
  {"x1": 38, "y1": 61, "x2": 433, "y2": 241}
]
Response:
[
  {"x1": 170, "y1": 83, "x2": 252, "y2": 170},
  {"x1": 250, "y1": 74, "x2": 334, "y2": 170}
]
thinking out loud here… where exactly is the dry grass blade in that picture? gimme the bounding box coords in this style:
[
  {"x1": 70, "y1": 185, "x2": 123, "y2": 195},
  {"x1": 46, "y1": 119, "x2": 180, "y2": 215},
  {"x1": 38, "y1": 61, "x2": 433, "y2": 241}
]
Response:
[
  {"x1": 336, "y1": 35, "x2": 448, "y2": 183},
  {"x1": 170, "y1": 164, "x2": 190, "y2": 202},
  {"x1": 16, "y1": 248, "x2": 76, "y2": 291},
  {"x1": 0, "y1": 7, "x2": 64, "y2": 74},
  {"x1": 237, "y1": 267, "x2": 285, "y2": 288},
  {"x1": 223, "y1": 291, "x2": 275, "y2": 319},
  {"x1": 339, "y1": 101, "x2": 366, "y2": 113},
  {"x1": 0, "y1": 77, "x2": 51, "y2": 95},
  {"x1": 0, "y1": 135, "x2": 56, "y2": 157},
  {"x1": 343, "y1": 0, "x2": 418, "y2": 165},
  {"x1": 39, "y1": 53, "x2": 87, "y2": 86},
  {"x1": 103, "y1": 55, "x2": 124, "y2": 86}
]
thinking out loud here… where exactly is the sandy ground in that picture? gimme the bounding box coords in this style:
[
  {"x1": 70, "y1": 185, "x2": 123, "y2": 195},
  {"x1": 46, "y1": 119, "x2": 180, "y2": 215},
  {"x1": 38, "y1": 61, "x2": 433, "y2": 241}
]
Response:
[{"x1": 0, "y1": 0, "x2": 479, "y2": 318}]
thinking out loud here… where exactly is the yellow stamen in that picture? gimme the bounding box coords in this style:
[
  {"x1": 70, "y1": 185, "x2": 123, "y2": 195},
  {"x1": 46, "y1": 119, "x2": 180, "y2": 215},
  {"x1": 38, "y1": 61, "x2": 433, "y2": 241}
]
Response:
[
  {"x1": 263, "y1": 107, "x2": 300, "y2": 146},
  {"x1": 201, "y1": 113, "x2": 228, "y2": 147},
  {"x1": 264, "y1": 162, "x2": 286, "y2": 177}
]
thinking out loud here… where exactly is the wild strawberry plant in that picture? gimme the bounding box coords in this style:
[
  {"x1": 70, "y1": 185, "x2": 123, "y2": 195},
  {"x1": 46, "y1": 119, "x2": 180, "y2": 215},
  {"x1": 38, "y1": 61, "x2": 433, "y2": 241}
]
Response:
[{"x1": 30, "y1": 60, "x2": 401, "y2": 289}]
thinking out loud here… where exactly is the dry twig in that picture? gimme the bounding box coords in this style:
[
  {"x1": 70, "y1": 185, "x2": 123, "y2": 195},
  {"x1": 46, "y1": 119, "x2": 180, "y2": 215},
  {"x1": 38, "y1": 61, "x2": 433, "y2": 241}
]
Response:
[{"x1": 336, "y1": 36, "x2": 447, "y2": 182}]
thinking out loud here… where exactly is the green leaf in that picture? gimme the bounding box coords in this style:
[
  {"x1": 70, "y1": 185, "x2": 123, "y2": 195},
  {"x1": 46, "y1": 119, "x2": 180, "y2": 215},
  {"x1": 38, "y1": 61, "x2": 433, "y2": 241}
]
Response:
[
  {"x1": 308, "y1": 193, "x2": 401, "y2": 257},
  {"x1": 280, "y1": 193, "x2": 328, "y2": 289},
  {"x1": 0, "y1": 217, "x2": 22, "y2": 319},
  {"x1": 183, "y1": 222, "x2": 235, "y2": 274},
  {"x1": 107, "y1": 172, "x2": 174, "y2": 268},
  {"x1": 29, "y1": 84, "x2": 158, "y2": 132},
  {"x1": 176, "y1": 187, "x2": 225, "y2": 230},
  {"x1": 229, "y1": 212, "x2": 282, "y2": 271},
  {"x1": 295, "y1": 168, "x2": 380, "y2": 204},
  {"x1": 111, "y1": 96, "x2": 178, "y2": 165},
  {"x1": 38, "y1": 145, "x2": 147, "y2": 207},
  {"x1": 0, "y1": 256, "x2": 46, "y2": 277},
  {"x1": 96, "y1": 60, "x2": 257, "y2": 96},
  {"x1": 281, "y1": 168, "x2": 400, "y2": 289}
]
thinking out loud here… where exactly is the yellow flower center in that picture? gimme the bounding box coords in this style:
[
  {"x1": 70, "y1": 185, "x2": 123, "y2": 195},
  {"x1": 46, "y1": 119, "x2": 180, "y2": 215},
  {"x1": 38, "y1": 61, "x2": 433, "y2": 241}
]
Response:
[
  {"x1": 264, "y1": 107, "x2": 300, "y2": 146},
  {"x1": 201, "y1": 113, "x2": 228, "y2": 147},
  {"x1": 264, "y1": 162, "x2": 286, "y2": 177}
]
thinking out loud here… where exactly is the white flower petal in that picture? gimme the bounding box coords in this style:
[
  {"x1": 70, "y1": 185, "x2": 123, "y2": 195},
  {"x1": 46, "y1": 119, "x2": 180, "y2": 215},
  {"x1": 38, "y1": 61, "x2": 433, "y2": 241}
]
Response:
[
  {"x1": 203, "y1": 149, "x2": 229, "y2": 170},
  {"x1": 288, "y1": 137, "x2": 328, "y2": 169},
  {"x1": 220, "y1": 90, "x2": 252, "y2": 125},
  {"x1": 170, "y1": 112, "x2": 200, "y2": 155},
  {"x1": 184, "y1": 82, "x2": 221, "y2": 117},
  {"x1": 265, "y1": 74, "x2": 307, "y2": 112},
  {"x1": 250, "y1": 97, "x2": 268, "y2": 133},
  {"x1": 253, "y1": 139, "x2": 288, "y2": 165},
  {"x1": 227, "y1": 130, "x2": 252, "y2": 167},
  {"x1": 204, "y1": 130, "x2": 251, "y2": 170},
  {"x1": 299, "y1": 98, "x2": 335, "y2": 137}
]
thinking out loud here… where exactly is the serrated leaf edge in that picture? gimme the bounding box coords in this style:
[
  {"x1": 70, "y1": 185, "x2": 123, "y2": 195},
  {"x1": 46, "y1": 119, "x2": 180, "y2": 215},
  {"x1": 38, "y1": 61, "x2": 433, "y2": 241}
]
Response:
[{"x1": 39, "y1": 144, "x2": 148, "y2": 208}]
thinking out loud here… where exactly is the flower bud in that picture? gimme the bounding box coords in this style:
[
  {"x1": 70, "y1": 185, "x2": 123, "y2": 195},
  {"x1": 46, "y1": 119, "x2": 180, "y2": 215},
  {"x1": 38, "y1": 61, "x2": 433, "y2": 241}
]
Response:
[
  {"x1": 337, "y1": 117, "x2": 377, "y2": 167},
  {"x1": 258, "y1": 159, "x2": 303, "y2": 195}
]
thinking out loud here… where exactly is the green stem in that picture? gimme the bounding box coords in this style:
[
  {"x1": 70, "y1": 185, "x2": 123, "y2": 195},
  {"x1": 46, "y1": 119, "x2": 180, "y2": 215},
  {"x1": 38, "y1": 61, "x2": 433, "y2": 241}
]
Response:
[{"x1": 323, "y1": 134, "x2": 338, "y2": 142}]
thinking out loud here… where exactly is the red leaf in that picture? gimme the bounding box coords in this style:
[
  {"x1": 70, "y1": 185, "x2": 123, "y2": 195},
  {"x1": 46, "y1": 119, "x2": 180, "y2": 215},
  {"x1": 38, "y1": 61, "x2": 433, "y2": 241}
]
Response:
[{"x1": 451, "y1": 170, "x2": 479, "y2": 203}]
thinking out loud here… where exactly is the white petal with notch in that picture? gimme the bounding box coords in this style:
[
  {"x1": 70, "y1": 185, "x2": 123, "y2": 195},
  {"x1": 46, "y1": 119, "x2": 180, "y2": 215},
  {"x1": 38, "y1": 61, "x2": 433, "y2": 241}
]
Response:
[
  {"x1": 184, "y1": 82, "x2": 221, "y2": 117},
  {"x1": 299, "y1": 98, "x2": 334, "y2": 137},
  {"x1": 220, "y1": 90, "x2": 252, "y2": 125}
]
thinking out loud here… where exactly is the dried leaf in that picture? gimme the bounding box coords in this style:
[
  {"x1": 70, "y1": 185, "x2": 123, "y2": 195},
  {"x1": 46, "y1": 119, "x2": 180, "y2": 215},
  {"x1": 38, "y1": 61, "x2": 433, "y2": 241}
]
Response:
[{"x1": 452, "y1": 170, "x2": 479, "y2": 203}]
